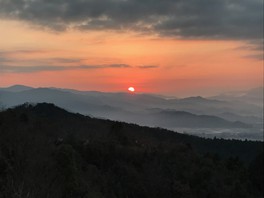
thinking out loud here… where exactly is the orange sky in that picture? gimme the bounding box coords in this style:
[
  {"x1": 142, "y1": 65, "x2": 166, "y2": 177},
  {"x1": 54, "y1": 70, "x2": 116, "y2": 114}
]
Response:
[{"x1": 0, "y1": 20, "x2": 262, "y2": 97}]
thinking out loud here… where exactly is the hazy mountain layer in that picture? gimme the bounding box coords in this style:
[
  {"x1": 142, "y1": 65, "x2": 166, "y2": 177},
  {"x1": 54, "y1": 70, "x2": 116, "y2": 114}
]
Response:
[{"x1": 0, "y1": 85, "x2": 263, "y2": 139}]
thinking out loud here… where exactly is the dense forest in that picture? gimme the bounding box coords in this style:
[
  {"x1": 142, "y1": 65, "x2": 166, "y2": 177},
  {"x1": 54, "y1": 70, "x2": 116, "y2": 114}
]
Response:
[{"x1": 0, "y1": 103, "x2": 263, "y2": 198}]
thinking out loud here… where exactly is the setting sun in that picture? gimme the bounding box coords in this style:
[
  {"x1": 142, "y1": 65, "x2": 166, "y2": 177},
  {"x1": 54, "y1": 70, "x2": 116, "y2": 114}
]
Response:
[{"x1": 128, "y1": 87, "x2": 135, "y2": 92}]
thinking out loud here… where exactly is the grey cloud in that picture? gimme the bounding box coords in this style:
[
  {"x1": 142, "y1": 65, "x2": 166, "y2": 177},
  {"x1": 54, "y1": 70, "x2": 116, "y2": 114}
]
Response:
[
  {"x1": 0, "y1": 0, "x2": 262, "y2": 40},
  {"x1": 235, "y1": 40, "x2": 263, "y2": 59},
  {"x1": 246, "y1": 40, "x2": 264, "y2": 51},
  {"x1": 79, "y1": 64, "x2": 131, "y2": 69},
  {"x1": 0, "y1": 49, "x2": 49, "y2": 56},
  {"x1": 0, "y1": 56, "x2": 10, "y2": 63},
  {"x1": 107, "y1": 64, "x2": 131, "y2": 68},
  {"x1": 0, "y1": 53, "x2": 14, "y2": 63},
  {"x1": 138, "y1": 65, "x2": 159, "y2": 69},
  {"x1": 48, "y1": 58, "x2": 83, "y2": 63},
  {"x1": 0, "y1": 50, "x2": 131, "y2": 71},
  {"x1": 243, "y1": 54, "x2": 263, "y2": 61},
  {"x1": 236, "y1": 40, "x2": 263, "y2": 51},
  {"x1": 0, "y1": 64, "x2": 132, "y2": 73},
  {"x1": 0, "y1": 52, "x2": 83, "y2": 64}
]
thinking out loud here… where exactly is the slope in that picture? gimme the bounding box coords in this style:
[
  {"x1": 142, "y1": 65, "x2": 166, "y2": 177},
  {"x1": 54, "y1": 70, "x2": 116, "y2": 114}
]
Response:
[{"x1": 0, "y1": 103, "x2": 262, "y2": 197}]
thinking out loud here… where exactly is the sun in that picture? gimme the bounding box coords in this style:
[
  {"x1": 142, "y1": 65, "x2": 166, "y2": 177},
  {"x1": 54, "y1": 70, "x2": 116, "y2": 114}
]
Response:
[{"x1": 128, "y1": 87, "x2": 135, "y2": 92}]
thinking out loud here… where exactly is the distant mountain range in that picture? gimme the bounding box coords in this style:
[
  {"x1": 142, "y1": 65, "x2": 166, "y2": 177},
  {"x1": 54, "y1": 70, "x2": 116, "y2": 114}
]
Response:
[
  {"x1": 0, "y1": 84, "x2": 33, "y2": 92},
  {"x1": 145, "y1": 109, "x2": 250, "y2": 128},
  {"x1": 0, "y1": 85, "x2": 262, "y2": 135},
  {"x1": 209, "y1": 87, "x2": 263, "y2": 106}
]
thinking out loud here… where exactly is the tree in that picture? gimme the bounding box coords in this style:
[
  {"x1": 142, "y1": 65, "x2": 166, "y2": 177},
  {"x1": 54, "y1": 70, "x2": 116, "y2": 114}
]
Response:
[
  {"x1": 54, "y1": 144, "x2": 85, "y2": 197},
  {"x1": 249, "y1": 152, "x2": 263, "y2": 195}
]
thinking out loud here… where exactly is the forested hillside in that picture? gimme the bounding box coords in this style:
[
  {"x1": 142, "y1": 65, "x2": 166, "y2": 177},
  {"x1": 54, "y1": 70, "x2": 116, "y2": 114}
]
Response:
[{"x1": 0, "y1": 103, "x2": 263, "y2": 198}]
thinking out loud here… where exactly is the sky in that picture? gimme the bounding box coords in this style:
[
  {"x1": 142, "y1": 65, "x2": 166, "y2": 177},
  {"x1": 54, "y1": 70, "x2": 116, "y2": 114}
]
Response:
[{"x1": 0, "y1": 0, "x2": 263, "y2": 97}]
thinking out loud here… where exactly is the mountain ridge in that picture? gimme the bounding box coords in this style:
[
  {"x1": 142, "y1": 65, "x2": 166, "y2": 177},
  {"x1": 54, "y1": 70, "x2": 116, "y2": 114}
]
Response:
[
  {"x1": 0, "y1": 85, "x2": 262, "y2": 140},
  {"x1": 0, "y1": 88, "x2": 251, "y2": 129},
  {"x1": 0, "y1": 102, "x2": 262, "y2": 197}
]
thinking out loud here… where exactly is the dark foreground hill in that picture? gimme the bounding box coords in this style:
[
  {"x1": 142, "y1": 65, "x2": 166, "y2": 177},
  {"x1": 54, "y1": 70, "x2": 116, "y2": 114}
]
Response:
[{"x1": 0, "y1": 103, "x2": 263, "y2": 198}]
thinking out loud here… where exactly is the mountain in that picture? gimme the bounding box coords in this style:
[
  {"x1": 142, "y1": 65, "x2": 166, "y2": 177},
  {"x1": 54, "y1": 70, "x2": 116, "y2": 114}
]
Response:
[
  {"x1": 167, "y1": 95, "x2": 262, "y2": 119},
  {"x1": 0, "y1": 84, "x2": 33, "y2": 92},
  {"x1": 210, "y1": 87, "x2": 263, "y2": 106},
  {"x1": 0, "y1": 103, "x2": 263, "y2": 197},
  {"x1": 177, "y1": 96, "x2": 222, "y2": 104},
  {"x1": 0, "y1": 87, "x2": 252, "y2": 129},
  {"x1": 0, "y1": 85, "x2": 262, "y2": 140},
  {"x1": 146, "y1": 109, "x2": 251, "y2": 128},
  {"x1": 217, "y1": 112, "x2": 263, "y2": 124}
]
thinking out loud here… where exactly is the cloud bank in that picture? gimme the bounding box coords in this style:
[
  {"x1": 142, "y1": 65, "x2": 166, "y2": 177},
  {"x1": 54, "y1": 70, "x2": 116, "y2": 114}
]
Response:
[{"x1": 0, "y1": 0, "x2": 262, "y2": 40}]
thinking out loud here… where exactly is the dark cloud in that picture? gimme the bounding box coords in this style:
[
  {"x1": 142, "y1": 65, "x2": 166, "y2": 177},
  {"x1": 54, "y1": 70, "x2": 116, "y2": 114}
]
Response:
[
  {"x1": 0, "y1": 64, "x2": 132, "y2": 73},
  {"x1": 0, "y1": 0, "x2": 262, "y2": 40},
  {"x1": 138, "y1": 65, "x2": 159, "y2": 69}
]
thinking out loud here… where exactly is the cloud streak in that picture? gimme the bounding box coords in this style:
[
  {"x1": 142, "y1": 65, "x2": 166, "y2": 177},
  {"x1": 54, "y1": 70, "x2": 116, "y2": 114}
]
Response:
[
  {"x1": 0, "y1": 52, "x2": 85, "y2": 66},
  {"x1": 138, "y1": 65, "x2": 159, "y2": 69},
  {"x1": 0, "y1": 64, "x2": 132, "y2": 73},
  {"x1": 0, "y1": 0, "x2": 262, "y2": 40},
  {"x1": 243, "y1": 54, "x2": 263, "y2": 61},
  {"x1": 0, "y1": 50, "x2": 133, "y2": 73}
]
